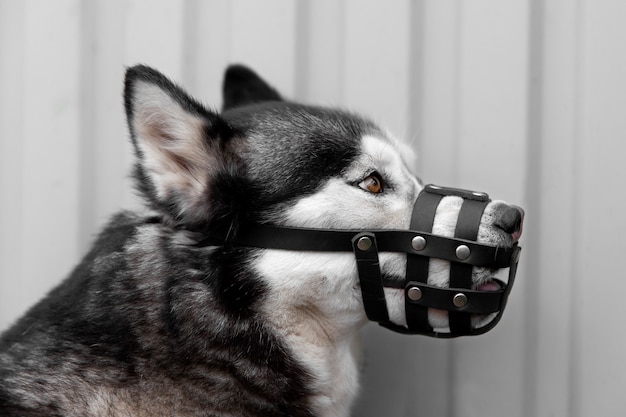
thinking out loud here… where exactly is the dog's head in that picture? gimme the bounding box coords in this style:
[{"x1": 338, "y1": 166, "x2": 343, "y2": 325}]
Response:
[{"x1": 124, "y1": 65, "x2": 523, "y2": 338}]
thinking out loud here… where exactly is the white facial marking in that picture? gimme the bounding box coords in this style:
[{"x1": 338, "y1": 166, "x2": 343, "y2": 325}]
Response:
[
  {"x1": 283, "y1": 135, "x2": 420, "y2": 230},
  {"x1": 259, "y1": 133, "x2": 422, "y2": 334}
]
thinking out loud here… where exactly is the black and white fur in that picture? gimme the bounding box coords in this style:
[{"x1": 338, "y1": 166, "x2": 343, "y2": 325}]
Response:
[{"x1": 0, "y1": 65, "x2": 522, "y2": 417}]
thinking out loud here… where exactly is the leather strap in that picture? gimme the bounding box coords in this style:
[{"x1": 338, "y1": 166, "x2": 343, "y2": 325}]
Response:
[
  {"x1": 404, "y1": 280, "x2": 505, "y2": 314},
  {"x1": 448, "y1": 198, "x2": 490, "y2": 334},
  {"x1": 200, "y1": 226, "x2": 515, "y2": 267},
  {"x1": 404, "y1": 190, "x2": 443, "y2": 333},
  {"x1": 351, "y1": 233, "x2": 389, "y2": 322}
]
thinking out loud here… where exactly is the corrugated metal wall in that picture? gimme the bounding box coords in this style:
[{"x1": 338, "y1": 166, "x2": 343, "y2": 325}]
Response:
[{"x1": 1, "y1": 1, "x2": 625, "y2": 416}]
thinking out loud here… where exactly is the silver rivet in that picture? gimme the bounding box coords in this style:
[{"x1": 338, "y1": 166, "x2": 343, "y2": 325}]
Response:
[
  {"x1": 456, "y1": 244, "x2": 471, "y2": 260},
  {"x1": 411, "y1": 236, "x2": 427, "y2": 251},
  {"x1": 407, "y1": 287, "x2": 423, "y2": 301},
  {"x1": 357, "y1": 236, "x2": 372, "y2": 251},
  {"x1": 453, "y1": 293, "x2": 468, "y2": 308}
]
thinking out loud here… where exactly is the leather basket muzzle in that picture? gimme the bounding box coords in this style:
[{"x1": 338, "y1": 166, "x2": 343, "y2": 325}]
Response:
[
  {"x1": 374, "y1": 184, "x2": 521, "y2": 337},
  {"x1": 204, "y1": 184, "x2": 522, "y2": 338}
]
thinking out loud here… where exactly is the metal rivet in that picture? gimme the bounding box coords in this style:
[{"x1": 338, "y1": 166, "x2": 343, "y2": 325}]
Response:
[
  {"x1": 456, "y1": 244, "x2": 471, "y2": 260},
  {"x1": 407, "y1": 287, "x2": 423, "y2": 301},
  {"x1": 453, "y1": 293, "x2": 468, "y2": 308},
  {"x1": 357, "y1": 236, "x2": 372, "y2": 251},
  {"x1": 411, "y1": 236, "x2": 427, "y2": 251}
]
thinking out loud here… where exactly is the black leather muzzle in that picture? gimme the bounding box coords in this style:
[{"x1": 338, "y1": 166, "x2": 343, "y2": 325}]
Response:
[{"x1": 206, "y1": 184, "x2": 522, "y2": 338}]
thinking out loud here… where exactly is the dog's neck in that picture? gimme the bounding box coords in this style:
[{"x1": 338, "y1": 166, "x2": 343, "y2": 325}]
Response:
[
  {"x1": 263, "y1": 303, "x2": 363, "y2": 417},
  {"x1": 254, "y1": 250, "x2": 366, "y2": 417}
]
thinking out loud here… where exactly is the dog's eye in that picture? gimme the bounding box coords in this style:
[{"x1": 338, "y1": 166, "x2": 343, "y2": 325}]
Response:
[{"x1": 358, "y1": 173, "x2": 383, "y2": 194}]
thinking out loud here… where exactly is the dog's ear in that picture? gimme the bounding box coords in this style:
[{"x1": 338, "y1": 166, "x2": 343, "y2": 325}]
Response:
[
  {"x1": 124, "y1": 65, "x2": 239, "y2": 225},
  {"x1": 222, "y1": 65, "x2": 282, "y2": 111}
]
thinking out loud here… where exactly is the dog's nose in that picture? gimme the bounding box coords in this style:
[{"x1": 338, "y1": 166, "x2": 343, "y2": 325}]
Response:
[{"x1": 494, "y1": 205, "x2": 524, "y2": 242}]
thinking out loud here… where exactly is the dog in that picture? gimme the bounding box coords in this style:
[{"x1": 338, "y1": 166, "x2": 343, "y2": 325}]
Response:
[{"x1": 0, "y1": 64, "x2": 523, "y2": 416}]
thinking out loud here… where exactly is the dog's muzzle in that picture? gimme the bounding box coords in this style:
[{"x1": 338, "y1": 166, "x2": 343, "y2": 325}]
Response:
[{"x1": 209, "y1": 184, "x2": 522, "y2": 338}]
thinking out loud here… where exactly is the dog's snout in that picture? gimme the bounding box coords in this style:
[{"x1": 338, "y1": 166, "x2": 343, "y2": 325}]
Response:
[{"x1": 494, "y1": 205, "x2": 524, "y2": 241}]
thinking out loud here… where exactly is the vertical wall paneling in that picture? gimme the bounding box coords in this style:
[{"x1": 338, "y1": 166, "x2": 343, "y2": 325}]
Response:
[
  {"x1": 407, "y1": 0, "x2": 425, "y2": 164},
  {"x1": 523, "y1": 0, "x2": 544, "y2": 415},
  {"x1": 9, "y1": 0, "x2": 83, "y2": 329},
  {"x1": 418, "y1": 0, "x2": 462, "y2": 186},
  {"x1": 0, "y1": 0, "x2": 25, "y2": 331},
  {"x1": 78, "y1": 0, "x2": 96, "y2": 250},
  {"x1": 530, "y1": 0, "x2": 579, "y2": 415},
  {"x1": 456, "y1": 0, "x2": 529, "y2": 197},
  {"x1": 230, "y1": 0, "x2": 298, "y2": 98},
  {"x1": 84, "y1": 0, "x2": 134, "y2": 240},
  {"x1": 2, "y1": 1, "x2": 626, "y2": 415},
  {"x1": 342, "y1": 0, "x2": 411, "y2": 137},
  {"x1": 576, "y1": 1, "x2": 626, "y2": 415},
  {"x1": 185, "y1": 0, "x2": 232, "y2": 108},
  {"x1": 295, "y1": 0, "x2": 345, "y2": 105},
  {"x1": 124, "y1": 0, "x2": 186, "y2": 79},
  {"x1": 294, "y1": 0, "x2": 310, "y2": 102},
  {"x1": 451, "y1": 1, "x2": 530, "y2": 417}
]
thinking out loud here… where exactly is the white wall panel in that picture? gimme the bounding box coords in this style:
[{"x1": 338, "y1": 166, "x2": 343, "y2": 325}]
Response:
[
  {"x1": 0, "y1": 0, "x2": 83, "y2": 330},
  {"x1": 575, "y1": 1, "x2": 626, "y2": 415},
  {"x1": 80, "y1": 0, "x2": 134, "y2": 247},
  {"x1": 451, "y1": 2, "x2": 530, "y2": 417},
  {"x1": 185, "y1": 0, "x2": 232, "y2": 106},
  {"x1": 0, "y1": 0, "x2": 25, "y2": 331},
  {"x1": 419, "y1": 0, "x2": 462, "y2": 187},
  {"x1": 230, "y1": 0, "x2": 298, "y2": 98},
  {"x1": 296, "y1": 0, "x2": 345, "y2": 105},
  {"x1": 530, "y1": 0, "x2": 580, "y2": 415},
  {"x1": 1, "y1": 1, "x2": 625, "y2": 416},
  {"x1": 343, "y1": 0, "x2": 412, "y2": 137}
]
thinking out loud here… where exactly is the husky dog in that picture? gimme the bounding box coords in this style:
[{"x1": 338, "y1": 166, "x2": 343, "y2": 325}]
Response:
[{"x1": 0, "y1": 65, "x2": 523, "y2": 416}]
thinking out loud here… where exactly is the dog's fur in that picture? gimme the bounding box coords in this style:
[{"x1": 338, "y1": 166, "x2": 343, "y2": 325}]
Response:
[{"x1": 0, "y1": 65, "x2": 520, "y2": 417}]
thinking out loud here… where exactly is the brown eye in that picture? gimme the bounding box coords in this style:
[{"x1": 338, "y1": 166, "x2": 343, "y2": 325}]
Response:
[{"x1": 358, "y1": 173, "x2": 383, "y2": 194}]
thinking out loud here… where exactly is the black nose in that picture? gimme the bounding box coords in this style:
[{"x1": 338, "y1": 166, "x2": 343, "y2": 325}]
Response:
[{"x1": 495, "y1": 205, "x2": 524, "y2": 235}]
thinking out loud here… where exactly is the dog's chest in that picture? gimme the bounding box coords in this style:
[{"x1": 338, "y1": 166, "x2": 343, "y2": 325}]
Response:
[{"x1": 286, "y1": 334, "x2": 361, "y2": 417}]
